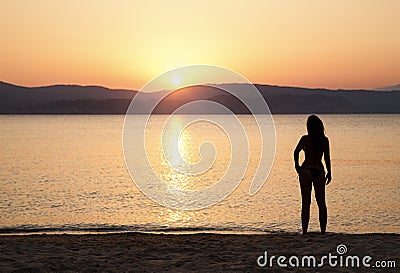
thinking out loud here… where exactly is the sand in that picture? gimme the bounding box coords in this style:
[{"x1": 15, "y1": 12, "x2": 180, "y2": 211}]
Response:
[{"x1": 0, "y1": 232, "x2": 399, "y2": 272}]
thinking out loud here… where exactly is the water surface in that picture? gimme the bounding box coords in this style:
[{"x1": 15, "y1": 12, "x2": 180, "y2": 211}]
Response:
[{"x1": 0, "y1": 115, "x2": 399, "y2": 234}]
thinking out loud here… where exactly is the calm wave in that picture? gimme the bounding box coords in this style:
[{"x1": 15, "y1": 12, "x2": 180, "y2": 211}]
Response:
[{"x1": 0, "y1": 115, "x2": 399, "y2": 234}]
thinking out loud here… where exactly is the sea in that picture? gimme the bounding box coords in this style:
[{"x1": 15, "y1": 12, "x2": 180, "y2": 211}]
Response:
[{"x1": 0, "y1": 115, "x2": 399, "y2": 234}]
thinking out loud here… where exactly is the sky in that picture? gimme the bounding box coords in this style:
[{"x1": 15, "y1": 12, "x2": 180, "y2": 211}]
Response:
[{"x1": 1, "y1": 0, "x2": 399, "y2": 90}]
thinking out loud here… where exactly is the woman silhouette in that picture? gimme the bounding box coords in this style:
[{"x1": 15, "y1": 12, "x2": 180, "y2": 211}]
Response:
[{"x1": 294, "y1": 115, "x2": 331, "y2": 235}]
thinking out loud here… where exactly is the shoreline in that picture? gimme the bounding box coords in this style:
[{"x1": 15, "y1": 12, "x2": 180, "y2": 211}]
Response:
[
  {"x1": 1, "y1": 232, "x2": 399, "y2": 272},
  {"x1": 0, "y1": 230, "x2": 399, "y2": 236}
]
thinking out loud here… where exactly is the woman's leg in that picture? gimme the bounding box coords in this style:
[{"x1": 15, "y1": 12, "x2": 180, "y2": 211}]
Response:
[
  {"x1": 314, "y1": 173, "x2": 327, "y2": 234},
  {"x1": 299, "y1": 169, "x2": 312, "y2": 234}
]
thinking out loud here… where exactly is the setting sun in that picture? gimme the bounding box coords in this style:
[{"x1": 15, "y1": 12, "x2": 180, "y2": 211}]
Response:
[
  {"x1": 1, "y1": 0, "x2": 399, "y2": 90},
  {"x1": 171, "y1": 75, "x2": 182, "y2": 86}
]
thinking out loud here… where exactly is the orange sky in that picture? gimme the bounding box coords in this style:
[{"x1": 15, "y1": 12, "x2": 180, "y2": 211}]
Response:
[{"x1": 1, "y1": 0, "x2": 399, "y2": 90}]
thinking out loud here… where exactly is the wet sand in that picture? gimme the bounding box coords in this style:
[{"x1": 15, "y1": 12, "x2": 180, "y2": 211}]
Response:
[{"x1": 0, "y1": 232, "x2": 399, "y2": 272}]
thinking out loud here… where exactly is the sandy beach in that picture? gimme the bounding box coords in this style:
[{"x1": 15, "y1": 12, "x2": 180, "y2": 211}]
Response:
[{"x1": 0, "y1": 232, "x2": 398, "y2": 272}]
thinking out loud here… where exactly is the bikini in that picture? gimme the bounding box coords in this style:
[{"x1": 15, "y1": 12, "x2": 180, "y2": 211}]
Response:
[{"x1": 305, "y1": 167, "x2": 324, "y2": 181}]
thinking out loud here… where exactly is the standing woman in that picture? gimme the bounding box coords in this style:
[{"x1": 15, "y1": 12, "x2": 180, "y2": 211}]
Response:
[{"x1": 294, "y1": 115, "x2": 331, "y2": 235}]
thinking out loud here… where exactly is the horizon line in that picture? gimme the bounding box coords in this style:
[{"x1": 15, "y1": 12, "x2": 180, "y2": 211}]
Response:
[{"x1": 2, "y1": 80, "x2": 399, "y2": 92}]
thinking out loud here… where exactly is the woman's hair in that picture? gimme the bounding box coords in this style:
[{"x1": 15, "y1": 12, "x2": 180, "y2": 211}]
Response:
[{"x1": 307, "y1": 115, "x2": 325, "y2": 152}]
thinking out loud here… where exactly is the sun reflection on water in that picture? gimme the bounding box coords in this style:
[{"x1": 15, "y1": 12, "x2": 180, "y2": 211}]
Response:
[
  {"x1": 163, "y1": 116, "x2": 196, "y2": 169},
  {"x1": 160, "y1": 116, "x2": 195, "y2": 190},
  {"x1": 145, "y1": 115, "x2": 230, "y2": 192},
  {"x1": 158, "y1": 208, "x2": 196, "y2": 226}
]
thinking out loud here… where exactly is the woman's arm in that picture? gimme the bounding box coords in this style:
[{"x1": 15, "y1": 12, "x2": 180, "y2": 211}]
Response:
[
  {"x1": 324, "y1": 138, "x2": 332, "y2": 184},
  {"x1": 294, "y1": 136, "x2": 305, "y2": 173}
]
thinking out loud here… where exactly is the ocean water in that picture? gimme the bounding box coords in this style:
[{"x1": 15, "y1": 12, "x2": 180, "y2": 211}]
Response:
[{"x1": 0, "y1": 115, "x2": 399, "y2": 234}]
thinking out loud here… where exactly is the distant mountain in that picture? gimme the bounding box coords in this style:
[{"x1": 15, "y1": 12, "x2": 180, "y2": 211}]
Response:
[
  {"x1": 374, "y1": 84, "x2": 400, "y2": 91},
  {"x1": 0, "y1": 81, "x2": 137, "y2": 113},
  {"x1": 0, "y1": 81, "x2": 399, "y2": 114}
]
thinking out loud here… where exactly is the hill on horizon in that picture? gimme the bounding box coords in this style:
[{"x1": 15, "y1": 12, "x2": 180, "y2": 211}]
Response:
[
  {"x1": 374, "y1": 84, "x2": 400, "y2": 91},
  {"x1": 0, "y1": 81, "x2": 399, "y2": 114}
]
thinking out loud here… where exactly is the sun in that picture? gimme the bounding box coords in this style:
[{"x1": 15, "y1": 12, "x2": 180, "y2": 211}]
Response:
[{"x1": 171, "y1": 75, "x2": 182, "y2": 86}]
